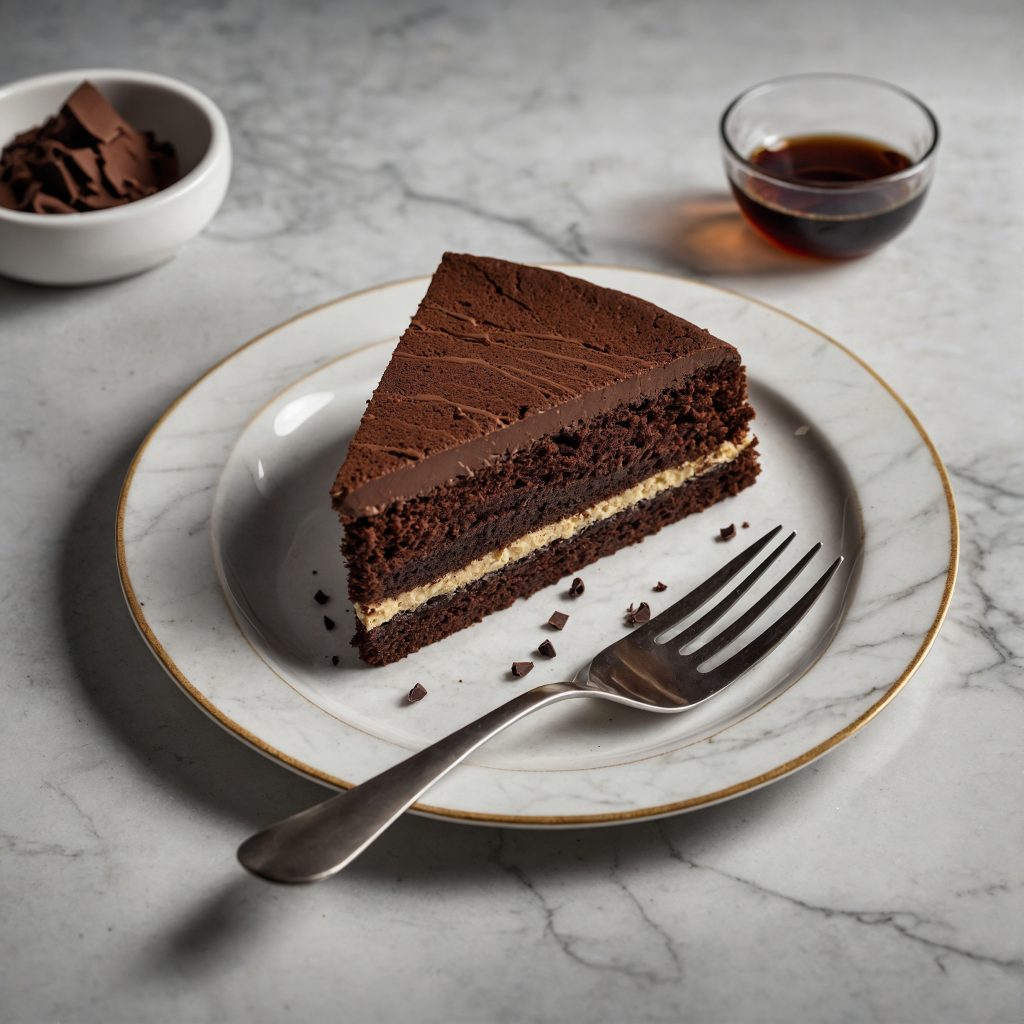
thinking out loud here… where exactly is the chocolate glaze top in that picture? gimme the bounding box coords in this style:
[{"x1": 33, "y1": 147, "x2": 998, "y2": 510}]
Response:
[{"x1": 332, "y1": 253, "x2": 739, "y2": 516}]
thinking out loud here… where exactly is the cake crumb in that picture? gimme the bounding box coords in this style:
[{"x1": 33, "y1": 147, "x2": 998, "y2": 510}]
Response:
[
  {"x1": 314, "y1": 589, "x2": 330, "y2": 605},
  {"x1": 331, "y1": 655, "x2": 339, "y2": 666},
  {"x1": 742, "y1": 521, "x2": 750, "y2": 529},
  {"x1": 569, "y1": 577, "x2": 585, "y2": 597},
  {"x1": 538, "y1": 639, "x2": 556, "y2": 658},
  {"x1": 719, "y1": 524, "x2": 737, "y2": 541},
  {"x1": 511, "y1": 661, "x2": 534, "y2": 678},
  {"x1": 626, "y1": 601, "x2": 651, "y2": 625},
  {"x1": 548, "y1": 611, "x2": 569, "y2": 630},
  {"x1": 407, "y1": 683, "x2": 428, "y2": 702},
  {"x1": 653, "y1": 581, "x2": 667, "y2": 592},
  {"x1": 323, "y1": 615, "x2": 336, "y2": 631}
]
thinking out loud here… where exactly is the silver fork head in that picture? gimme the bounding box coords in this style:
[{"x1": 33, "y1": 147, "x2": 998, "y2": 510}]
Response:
[{"x1": 583, "y1": 526, "x2": 843, "y2": 710}]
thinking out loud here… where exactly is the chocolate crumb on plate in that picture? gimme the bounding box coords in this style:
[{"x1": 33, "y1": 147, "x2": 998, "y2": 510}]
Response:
[
  {"x1": 511, "y1": 661, "x2": 534, "y2": 677},
  {"x1": 314, "y1": 589, "x2": 330, "y2": 605},
  {"x1": 323, "y1": 615, "x2": 336, "y2": 631},
  {"x1": 407, "y1": 682, "x2": 428, "y2": 702},
  {"x1": 626, "y1": 601, "x2": 651, "y2": 625},
  {"x1": 537, "y1": 639, "x2": 556, "y2": 658},
  {"x1": 548, "y1": 610, "x2": 569, "y2": 630},
  {"x1": 569, "y1": 577, "x2": 585, "y2": 597},
  {"x1": 719, "y1": 523, "x2": 737, "y2": 541},
  {"x1": 742, "y1": 521, "x2": 750, "y2": 529},
  {"x1": 653, "y1": 581, "x2": 667, "y2": 592},
  {"x1": 331, "y1": 655, "x2": 339, "y2": 666}
]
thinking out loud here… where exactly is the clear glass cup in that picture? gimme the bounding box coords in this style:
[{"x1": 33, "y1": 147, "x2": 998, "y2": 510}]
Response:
[{"x1": 720, "y1": 74, "x2": 940, "y2": 258}]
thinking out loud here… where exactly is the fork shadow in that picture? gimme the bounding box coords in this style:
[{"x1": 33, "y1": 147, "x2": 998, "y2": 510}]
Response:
[
  {"x1": 147, "y1": 755, "x2": 840, "y2": 979},
  {"x1": 143, "y1": 749, "x2": 863, "y2": 986}
]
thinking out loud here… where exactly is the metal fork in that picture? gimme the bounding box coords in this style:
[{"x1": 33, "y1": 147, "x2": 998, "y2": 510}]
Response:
[{"x1": 239, "y1": 525, "x2": 841, "y2": 883}]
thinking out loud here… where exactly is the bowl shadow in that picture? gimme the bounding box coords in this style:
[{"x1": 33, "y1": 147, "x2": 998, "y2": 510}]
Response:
[{"x1": 615, "y1": 190, "x2": 848, "y2": 277}]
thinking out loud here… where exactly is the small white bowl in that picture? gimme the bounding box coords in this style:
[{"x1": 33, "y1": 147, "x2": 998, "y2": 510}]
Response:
[{"x1": 0, "y1": 68, "x2": 231, "y2": 286}]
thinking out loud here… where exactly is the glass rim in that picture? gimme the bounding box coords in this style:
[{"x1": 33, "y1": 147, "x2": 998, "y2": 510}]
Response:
[{"x1": 719, "y1": 72, "x2": 941, "y2": 193}]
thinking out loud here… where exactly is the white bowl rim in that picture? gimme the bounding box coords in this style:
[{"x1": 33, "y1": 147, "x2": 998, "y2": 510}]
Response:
[
  {"x1": 0, "y1": 67, "x2": 230, "y2": 229},
  {"x1": 718, "y1": 71, "x2": 941, "y2": 194}
]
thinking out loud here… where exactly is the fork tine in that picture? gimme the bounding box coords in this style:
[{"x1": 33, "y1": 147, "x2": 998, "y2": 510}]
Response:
[
  {"x1": 669, "y1": 531, "x2": 797, "y2": 648},
  {"x1": 699, "y1": 555, "x2": 844, "y2": 685},
  {"x1": 689, "y1": 541, "x2": 823, "y2": 663},
  {"x1": 632, "y1": 525, "x2": 784, "y2": 641}
]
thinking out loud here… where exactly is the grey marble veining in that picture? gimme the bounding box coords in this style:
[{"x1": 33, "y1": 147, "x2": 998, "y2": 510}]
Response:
[{"x1": 2, "y1": 0, "x2": 1022, "y2": 1022}]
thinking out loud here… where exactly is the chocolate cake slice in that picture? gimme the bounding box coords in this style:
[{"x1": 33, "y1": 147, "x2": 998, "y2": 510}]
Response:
[{"x1": 331, "y1": 253, "x2": 759, "y2": 665}]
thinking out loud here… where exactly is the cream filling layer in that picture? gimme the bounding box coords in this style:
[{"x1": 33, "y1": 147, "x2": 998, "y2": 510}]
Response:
[{"x1": 355, "y1": 435, "x2": 752, "y2": 631}]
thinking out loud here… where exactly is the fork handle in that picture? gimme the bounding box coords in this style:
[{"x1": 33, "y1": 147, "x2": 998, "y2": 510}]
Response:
[{"x1": 238, "y1": 681, "x2": 583, "y2": 883}]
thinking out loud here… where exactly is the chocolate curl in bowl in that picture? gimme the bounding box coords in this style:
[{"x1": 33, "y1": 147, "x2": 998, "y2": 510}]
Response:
[{"x1": 0, "y1": 80, "x2": 179, "y2": 213}]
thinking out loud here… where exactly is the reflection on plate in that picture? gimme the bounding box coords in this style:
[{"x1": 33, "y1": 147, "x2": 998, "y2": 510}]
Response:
[{"x1": 117, "y1": 267, "x2": 957, "y2": 825}]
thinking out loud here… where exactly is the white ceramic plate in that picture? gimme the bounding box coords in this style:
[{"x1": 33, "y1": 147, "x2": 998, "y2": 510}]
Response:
[{"x1": 117, "y1": 267, "x2": 957, "y2": 825}]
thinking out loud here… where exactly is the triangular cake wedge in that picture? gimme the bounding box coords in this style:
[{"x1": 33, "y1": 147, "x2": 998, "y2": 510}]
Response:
[{"x1": 332, "y1": 253, "x2": 759, "y2": 665}]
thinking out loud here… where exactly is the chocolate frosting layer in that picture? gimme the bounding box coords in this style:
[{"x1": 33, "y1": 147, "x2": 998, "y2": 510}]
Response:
[
  {"x1": 0, "y1": 81, "x2": 179, "y2": 214},
  {"x1": 332, "y1": 254, "x2": 739, "y2": 516}
]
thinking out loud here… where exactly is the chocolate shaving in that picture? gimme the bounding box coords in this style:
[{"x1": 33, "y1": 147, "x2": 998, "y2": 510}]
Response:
[
  {"x1": 547, "y1": 611, "x2": 569, "y2": 630},
  {"x1": 511, "y1": 661, "x2": 534, "y2": 677},
  {"x1": 323, "y1": 615, "x2": 335, "y2": 631},
  {"x1": 314, "y1": 589, "x2": 330, "y2": 605},
  {"x1": 626, "y1": 601, "x2": 651, "y2": 625},
  {"x1": 537, "y1": 639, "x2": 556, "y2": 658},
  {"x1": 0, "y1": 81, "x2": 179, "y2": 214},
  {"x1": 653, "y1": 581, "x2": 667, "y2": 592},
  {"x1": 719, "y1": 524, "x2": 737, "y2": 541},
  {"x1": 407, "y1": 683, "x2": 428, "y2": 702},
  {"x1": 569, "y1": 577, "x2": 585, "y2": 597}
]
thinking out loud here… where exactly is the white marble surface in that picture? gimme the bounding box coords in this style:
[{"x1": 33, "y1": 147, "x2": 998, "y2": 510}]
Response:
[{"x1": 1, "y1": 0, "x2": 1021, "y2": 1021}]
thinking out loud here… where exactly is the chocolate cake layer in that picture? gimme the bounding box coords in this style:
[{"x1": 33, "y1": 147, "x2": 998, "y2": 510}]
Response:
[
  {"x1": 331, "y1": 254, "x2": 740, "y2": 516},
  {"x1": 342, "y1": 360, "x2": 753, "y2": 605},
  {"x1": 353, "y1": 446, "x2": 760, "y2": 665}
]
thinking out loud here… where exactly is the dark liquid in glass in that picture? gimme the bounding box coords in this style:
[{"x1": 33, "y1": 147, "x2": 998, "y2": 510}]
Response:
[{"x1": 731, "y1": 134, "x2": 927, "y2": 258}]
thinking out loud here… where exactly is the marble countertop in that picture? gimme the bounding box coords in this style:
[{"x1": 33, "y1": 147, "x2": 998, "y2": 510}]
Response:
[{"x1": 2, "y1": 1, "x2": 1021, "y2": 1021}]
